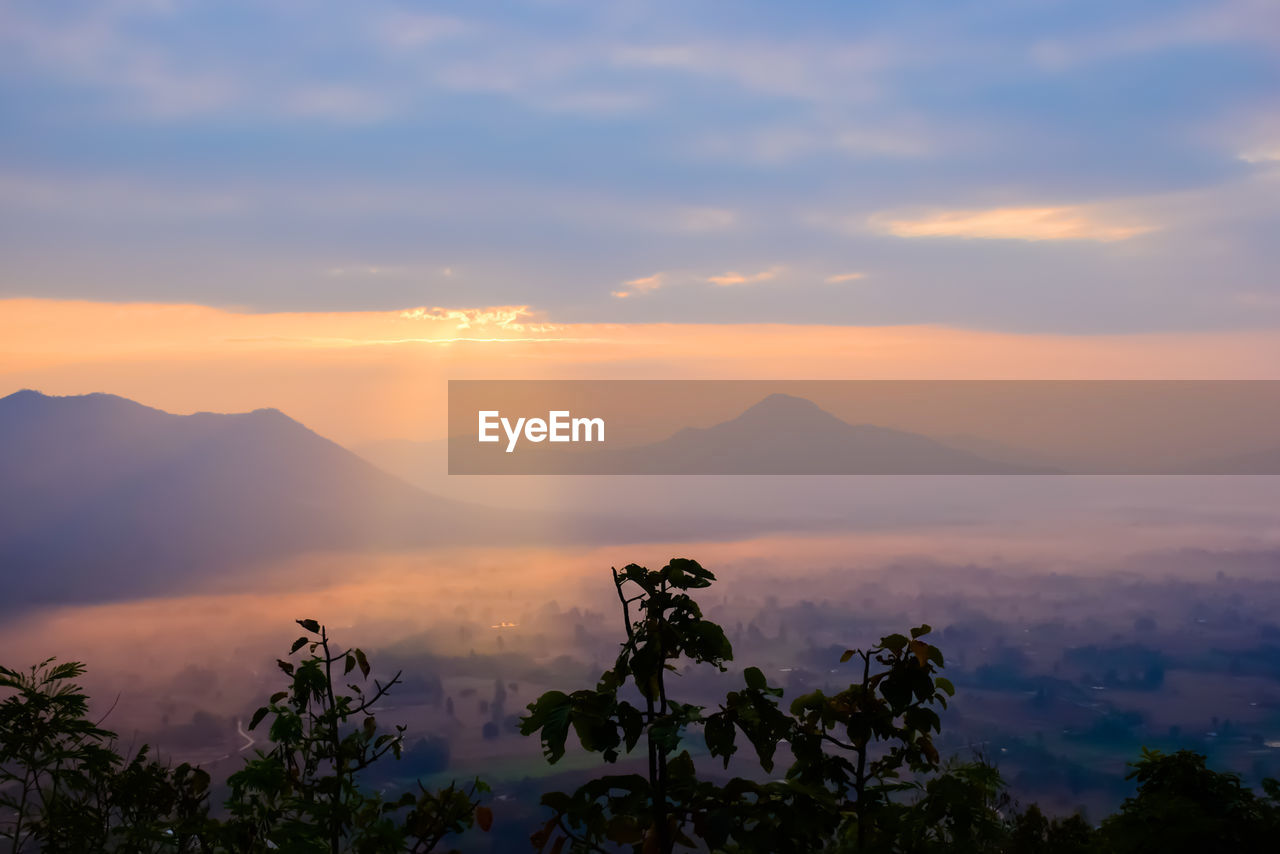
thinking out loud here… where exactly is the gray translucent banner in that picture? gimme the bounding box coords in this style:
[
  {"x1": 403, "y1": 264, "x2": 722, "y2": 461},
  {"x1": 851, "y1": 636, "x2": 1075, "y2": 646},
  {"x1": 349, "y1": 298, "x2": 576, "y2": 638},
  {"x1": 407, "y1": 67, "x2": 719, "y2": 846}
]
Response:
[{"x1": 447, "y1": 380, "x2": 1280, "y2": 475}]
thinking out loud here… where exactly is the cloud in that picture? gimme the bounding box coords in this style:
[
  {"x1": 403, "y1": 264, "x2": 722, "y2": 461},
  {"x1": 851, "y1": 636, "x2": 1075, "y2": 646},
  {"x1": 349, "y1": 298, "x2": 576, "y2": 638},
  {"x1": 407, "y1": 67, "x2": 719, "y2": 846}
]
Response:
[
  {"x1": 1239, "y1": 145, "x2": 1280, "y2": 164},
  {"x1": 398, "y1": 306, "x2": 553, "y2": 331},
  {"x1": 613, "y1": 273, "x2": 666, "y2": 299},
  {"x1": 614, "y1": 265, "x2": 788, "y2": 296},
  {"x1": 708, "y1": 267, "x2": 783, "y2": 286},
  {"x1": 0, "y1": 2, "x2": 241, "y2": 119},
  {"x1": 868, "y1": 206, "x2": 1155, "y2": 242},
  {"x1": 825, "y1": 272, "x2": 866, "y2": 284},
  {"x1": 610, "y1": 38, "x2": 887, "y2": 103},
  {"x1": 372, "y1": 11, "x2": 468, "y2": 49}
]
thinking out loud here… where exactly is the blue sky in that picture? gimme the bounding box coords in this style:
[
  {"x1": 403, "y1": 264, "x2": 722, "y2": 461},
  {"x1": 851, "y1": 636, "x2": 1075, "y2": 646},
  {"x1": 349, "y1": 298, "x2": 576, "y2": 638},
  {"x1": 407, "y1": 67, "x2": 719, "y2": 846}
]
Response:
[{"x1": 2, "y1": 0, "x2": 1278, "y2": 332}]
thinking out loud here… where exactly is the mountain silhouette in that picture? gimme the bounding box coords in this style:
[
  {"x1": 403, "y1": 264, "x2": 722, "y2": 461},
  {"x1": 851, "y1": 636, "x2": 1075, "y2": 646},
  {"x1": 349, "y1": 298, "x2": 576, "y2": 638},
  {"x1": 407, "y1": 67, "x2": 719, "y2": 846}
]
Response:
[
  {"x1": 0, "y1": 390, "x2": 524, "y2": 607},
  {"x1": 582, "y1": 393, "x2": 1053, "y2": 474}
]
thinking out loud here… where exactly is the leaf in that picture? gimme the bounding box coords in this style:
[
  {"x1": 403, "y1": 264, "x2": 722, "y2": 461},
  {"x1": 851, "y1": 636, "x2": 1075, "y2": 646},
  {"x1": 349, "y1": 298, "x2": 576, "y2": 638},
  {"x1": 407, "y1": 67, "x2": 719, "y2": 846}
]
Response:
[
  {"x1": 880, "y1": 633, "x2": 909, "y2": 653},
  {"x1": 840, "y1": 649, "x2": 855, "y2": 664},
  {"x1": 666, "y1": 558, "x2": 715, "y2": 588},
  {"x1": 289, "y1": 636, "x2": 309, "y2": 654},
  {"x1": 344, "y1": 654, "x2": 356, "y2": 675},
  {"x1": 475, "y1": 805, "x2": 493, "y2": 832},
  {"x1": 530, "y1": 824, "x2": 550, "y2": 850},
  {"x1": 703, "y1": 713, "x2": 737, "y2": 768},
  {"x1": 521, "y1": 691, "x2": 573, "y2": 764},
  {"x1": 248, "y1": 706, "x2": 269, "y2": 731},
  {"x1": 618, "y1": 702, "x2": 644, "y2": 752},
  {"x1": 744, "y1": 666, "x2": 767, "y2": 691},
  {"x1": 296, "y1": 619, "x2": 321, "y2": 634},
  {"x1": 354, "y1": 648, "x2": 371, "y2": 678}
]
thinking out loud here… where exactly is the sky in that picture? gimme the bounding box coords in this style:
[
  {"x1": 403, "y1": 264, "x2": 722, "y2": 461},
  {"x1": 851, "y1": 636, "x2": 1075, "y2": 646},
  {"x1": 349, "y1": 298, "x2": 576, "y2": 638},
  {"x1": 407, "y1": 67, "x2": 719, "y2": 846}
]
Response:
[{"x1": 2, "y1": 0, "x2": 1278, "y2": 335}]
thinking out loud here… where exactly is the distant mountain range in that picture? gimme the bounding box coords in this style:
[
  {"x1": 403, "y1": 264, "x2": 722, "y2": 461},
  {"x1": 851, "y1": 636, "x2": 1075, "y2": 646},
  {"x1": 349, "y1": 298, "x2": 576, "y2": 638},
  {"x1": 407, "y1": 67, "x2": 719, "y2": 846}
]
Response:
[
  {"x1": 0, "y1": 390, "x2": 835, "y2": 608},
  {"x1": 451, "y1": 392, "x2": 1280, "y2": 475},
  {"x1": 0, "y1": 390, "x2": 528, "y2": 607},
  {"x1": 605, "y1": 393, "x2": 1058, "y2": 474},
  {"x1": 453, "y1": 393, "x2": 1056, "y2": 474},
  {"x1": 4, "y1": 389, "x2": 1276, "y2": 608}
]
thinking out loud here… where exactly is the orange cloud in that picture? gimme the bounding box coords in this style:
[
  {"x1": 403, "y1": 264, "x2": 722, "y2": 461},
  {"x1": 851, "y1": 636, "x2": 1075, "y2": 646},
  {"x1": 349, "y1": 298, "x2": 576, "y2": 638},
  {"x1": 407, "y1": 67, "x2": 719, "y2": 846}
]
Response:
[
  {"x1": 708, "y1": 267, "x2": 782, "y2": 286},
  {"x1": 825, "y1": 272, "x2": 866, "y2": 283},
  {"x1": 870, "y1": 206, "x2": 1154, "y2": 242},
  {"x1": 397, "y1": 306, "x2": 554, "y2": 331},
  {"x1": 612, "y1": 272, "x2": 666, "y2": 299}
]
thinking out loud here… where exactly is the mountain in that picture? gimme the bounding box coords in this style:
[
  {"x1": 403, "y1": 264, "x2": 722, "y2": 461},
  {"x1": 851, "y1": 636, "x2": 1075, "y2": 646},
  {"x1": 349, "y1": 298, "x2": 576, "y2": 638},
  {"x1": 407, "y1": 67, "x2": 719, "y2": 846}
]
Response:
[
  {"x1": 574, "y1": 394, "x2": 1053, "y2": 474},
  {"x1": 359, "y1": 437, "x2": 452, "y2": 484},
  {"x1": 0, "y1": 391, "x2": 521, "y2": 607},
  {"x1": 0, "y1": 390, "x2": 1057, "y2": 609},
  {"x1": 931, "y1": 433, "x2": 1077, "y2": 473}
]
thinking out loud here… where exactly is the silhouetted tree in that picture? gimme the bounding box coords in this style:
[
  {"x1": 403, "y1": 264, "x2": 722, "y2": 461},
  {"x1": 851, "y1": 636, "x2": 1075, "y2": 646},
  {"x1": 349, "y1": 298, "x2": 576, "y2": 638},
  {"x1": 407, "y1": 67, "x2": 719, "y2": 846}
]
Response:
[
  {"x1": 1099, "y1": 748, "x2": 1280, "y2": 853},
  {"x1": 0, "y1": 659, "x2": 214, "y2": 853},
  {"x1": 224, "y1": 619, "x2": 490, "y2": 853},
  {"x1": 520, "y1": 559, "x2": 957, "y2": 853}
]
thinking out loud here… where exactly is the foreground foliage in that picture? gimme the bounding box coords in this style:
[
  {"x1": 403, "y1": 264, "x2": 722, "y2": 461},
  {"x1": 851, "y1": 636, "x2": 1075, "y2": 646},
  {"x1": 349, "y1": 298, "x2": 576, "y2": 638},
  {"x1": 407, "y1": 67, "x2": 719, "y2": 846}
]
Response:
[
  {"x1": 224, "y1": 619, "x2": 489, "y2": 853},
  {"x1": 519, "y1": 559, "x2": 1280, "y2": 854},
  {"x1": 3, "y1": 558, "x2": 1280, "y2": 853},
  {"x1": 1, "y1": 623, "x2": 487, "y2": 854},
  {"x1": 519, "y1": 559, "x2": 956, "y2": 853},
  {"x1": 0, "y1": 659, "x2": 213, "y2": 852}
]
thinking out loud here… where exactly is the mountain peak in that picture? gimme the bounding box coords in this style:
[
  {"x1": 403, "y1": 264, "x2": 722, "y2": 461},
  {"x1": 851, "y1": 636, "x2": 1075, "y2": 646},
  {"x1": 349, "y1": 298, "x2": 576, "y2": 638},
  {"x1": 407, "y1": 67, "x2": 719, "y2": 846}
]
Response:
[
  {"x1": 0, "y1": 389, "x2": 48, "y2": 410},
  {"x1": 605, "y1": 391, "x2": 1047, "y2": 474},
  {"x1": 0, "y1": 389, "x2": 153, "y2": 415},
  {"x1": 2, "y1": 388, "x2": 45, "y2": 401},
  {"x1": 1, "y1": 391, "x2": 300, "y2": 425},
  {"x1": 0, "y1": 389, "x2": 475, "y2": 608},
  {"x1": 736, "y1": 393, "x2": 843, "y2": 423}
]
